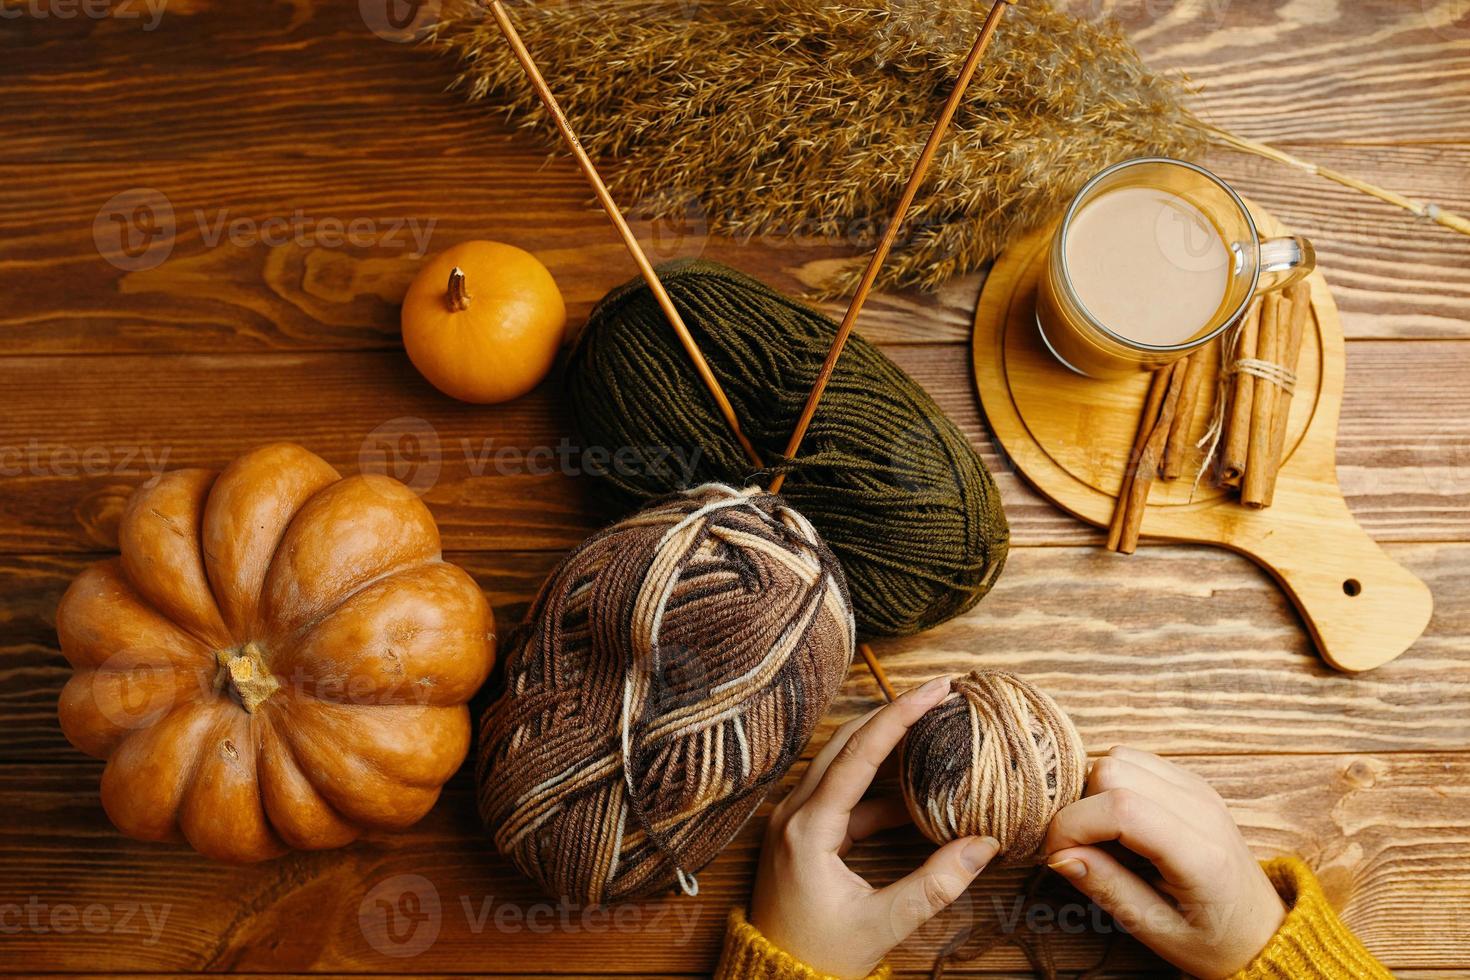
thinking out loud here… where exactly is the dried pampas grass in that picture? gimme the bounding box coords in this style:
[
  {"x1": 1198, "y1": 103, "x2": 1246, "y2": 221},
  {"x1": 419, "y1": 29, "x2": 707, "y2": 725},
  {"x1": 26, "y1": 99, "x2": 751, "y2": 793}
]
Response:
[{"x1": 430, "y1": 0, "x2": 1202, "y2": 294}]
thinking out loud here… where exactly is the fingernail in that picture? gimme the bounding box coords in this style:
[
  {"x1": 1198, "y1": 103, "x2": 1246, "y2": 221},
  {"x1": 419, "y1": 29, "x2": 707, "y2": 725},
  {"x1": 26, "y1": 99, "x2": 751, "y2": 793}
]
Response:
[
  {"x1": 961, "y1": 836, "x2": 1000, "y2": 873},
  {"x1": 916, "y1": 675, "x2": 951, "y2": 699},
  {"x1": 1048, "y1": 858, "x2": 1087, "y2": 880}
]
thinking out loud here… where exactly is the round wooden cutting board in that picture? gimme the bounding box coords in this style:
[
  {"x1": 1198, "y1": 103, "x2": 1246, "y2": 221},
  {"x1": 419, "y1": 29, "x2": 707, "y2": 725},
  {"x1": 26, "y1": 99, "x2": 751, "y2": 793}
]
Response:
[{"x1": 973, "y1": 210, "x2": 1432, "y2": 673}]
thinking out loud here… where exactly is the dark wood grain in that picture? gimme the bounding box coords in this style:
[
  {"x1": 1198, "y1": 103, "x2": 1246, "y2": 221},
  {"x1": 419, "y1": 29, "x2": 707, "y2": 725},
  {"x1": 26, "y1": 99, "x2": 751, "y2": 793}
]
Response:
[
  {"x1": 3, "y1": 1, "x2": 1465, "y2": 155},
  {"x1": 2, "y1": 0, "x2": 1467, "y2": 975},
  {"x1": 1, "y1": 341, "x2": 1467, "y2": 554},
  {"x1": 0, "y1": 752, "x2": 1462, "y2": 973},
  {"x1": 0, "y1": 1, "x2": 1466, "y2": 355},
  {"x1": 8, "y1": 543, "x2": 1468, "y2": 766}
]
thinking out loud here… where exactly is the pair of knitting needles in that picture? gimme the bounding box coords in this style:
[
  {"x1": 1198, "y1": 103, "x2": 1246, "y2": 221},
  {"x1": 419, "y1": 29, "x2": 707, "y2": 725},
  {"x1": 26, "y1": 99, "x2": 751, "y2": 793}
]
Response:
[{"x1": 489, "y1": 0, "x2": 1016, "y2": 705}]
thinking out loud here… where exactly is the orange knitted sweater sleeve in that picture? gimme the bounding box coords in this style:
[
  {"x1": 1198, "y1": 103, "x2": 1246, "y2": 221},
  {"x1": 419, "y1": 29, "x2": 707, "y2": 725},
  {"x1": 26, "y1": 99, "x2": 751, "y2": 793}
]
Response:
[
  {"x1": 1229, "y1": 857, "x2": 1394, "y2": 979},
  {"x1": 713, "y1": 910, "x2": 891, "y2": 980},
  {"x1": 714, "y1": 858, "x2": 1389, "y2": 979}
]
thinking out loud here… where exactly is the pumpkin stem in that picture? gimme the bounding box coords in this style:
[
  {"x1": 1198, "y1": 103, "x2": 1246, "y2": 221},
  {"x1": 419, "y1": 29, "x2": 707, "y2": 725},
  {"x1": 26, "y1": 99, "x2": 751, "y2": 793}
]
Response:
[
  {"x1": 219, "y1": 642, "x2": 281, "y2": 713},
  {"x1": 446, "y1": 267, "x2": 472, "y2": 312}
]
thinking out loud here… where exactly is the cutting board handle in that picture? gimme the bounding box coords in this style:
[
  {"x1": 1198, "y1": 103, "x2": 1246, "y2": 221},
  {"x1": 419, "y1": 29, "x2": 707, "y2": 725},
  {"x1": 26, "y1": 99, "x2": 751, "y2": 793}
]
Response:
[{"x1": 1231, "y1": 493, "x2": 1432, "y2": 672}]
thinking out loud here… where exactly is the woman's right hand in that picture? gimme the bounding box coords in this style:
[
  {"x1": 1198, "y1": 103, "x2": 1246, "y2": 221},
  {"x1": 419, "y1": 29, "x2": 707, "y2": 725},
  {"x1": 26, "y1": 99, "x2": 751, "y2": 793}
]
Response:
[{"x1": 1043, "y1": 747, "x2": 1286, "y2": 979}]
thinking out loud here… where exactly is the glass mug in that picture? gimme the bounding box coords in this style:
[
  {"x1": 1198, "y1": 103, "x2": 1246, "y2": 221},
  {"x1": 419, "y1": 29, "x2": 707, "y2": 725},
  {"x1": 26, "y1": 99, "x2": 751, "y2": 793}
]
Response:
[{"x1": 1036, "y1": 157, "x2": 1315, "y2": 379}]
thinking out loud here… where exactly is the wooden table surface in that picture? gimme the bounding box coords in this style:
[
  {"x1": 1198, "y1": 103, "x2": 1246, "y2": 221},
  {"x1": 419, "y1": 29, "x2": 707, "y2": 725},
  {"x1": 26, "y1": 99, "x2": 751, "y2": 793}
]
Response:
[{"x1": 3, "y1": 0, "x2": 1468, "y2": 976}]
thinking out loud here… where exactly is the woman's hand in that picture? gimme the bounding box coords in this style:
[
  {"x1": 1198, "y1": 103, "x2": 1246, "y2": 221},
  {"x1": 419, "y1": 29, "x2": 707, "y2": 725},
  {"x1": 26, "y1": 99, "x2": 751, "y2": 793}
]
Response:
[
  {"x1": 1044, "y1": 746, "x2": 1286, "y2": 979},
  {"x1": 749, "y1": 676, "x2": 1000, "y2": 979}
]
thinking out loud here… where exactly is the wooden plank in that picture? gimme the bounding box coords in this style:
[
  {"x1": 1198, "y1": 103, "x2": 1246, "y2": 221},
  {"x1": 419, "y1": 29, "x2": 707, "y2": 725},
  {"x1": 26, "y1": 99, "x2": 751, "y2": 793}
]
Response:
[
  {"x1": 2, "y1": 0, "x2": 1463, "y2": 157},
  {"x1": 0, "y1": 752, "x2": 1463, "y2": 973},
  {"x1": 27, "y1": 977, "x2": 1470, "y2": 980},
  {"x1": 0, "y1": 340, "x2": 1467, "y2": 553},
  {"x1": 0, "y1": 158, "x2": 975, "y2": 353},
  {"x1": 0, "y1": 5, "x2": 1467, "y2": 355},
  {"x1": 1123, "y1": 0, "x2": 1470, "y2": 144},
  {"x1": 3, "y1": 0, "x2": 1465, "y2": 157},
  {"x1": 0, "y1": 148, "x2": 1464, "y2": 355},
  {"x1": 9, "y1": 542, "x2": 1468, "y2": 765},
  {"x1": 1201, "y1": 144, "x2": 1470, "y2": 341}
]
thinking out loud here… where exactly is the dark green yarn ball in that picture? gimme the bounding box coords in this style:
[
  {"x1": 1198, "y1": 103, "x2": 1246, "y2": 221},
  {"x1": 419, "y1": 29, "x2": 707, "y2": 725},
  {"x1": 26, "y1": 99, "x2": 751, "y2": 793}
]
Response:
[{"x1": 564, "y1": 259, "x2": 1008, "y2": 638}]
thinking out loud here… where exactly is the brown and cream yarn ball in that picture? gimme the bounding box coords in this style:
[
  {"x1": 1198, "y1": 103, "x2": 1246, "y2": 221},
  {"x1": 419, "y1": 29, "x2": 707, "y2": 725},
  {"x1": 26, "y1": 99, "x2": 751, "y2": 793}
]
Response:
[
  {"x1": 901, "y1": 671, "x2": 1085, "y2": 865},
  {"x1": 478, "y1": 484, "x2": 855, "y2": 904}
]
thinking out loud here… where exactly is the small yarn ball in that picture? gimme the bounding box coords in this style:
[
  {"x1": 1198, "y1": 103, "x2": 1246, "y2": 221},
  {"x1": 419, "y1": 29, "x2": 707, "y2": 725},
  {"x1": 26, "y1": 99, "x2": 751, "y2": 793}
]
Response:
[
  {"x1": 479, "y1": 484, "x2": 855, "y2": 904},
  {"x1": 564, "y1": 259, "x2": 1009, "y2": 639},
  {"x1": 901, "y1": 671, "x2": 1085, "y2": 865}
]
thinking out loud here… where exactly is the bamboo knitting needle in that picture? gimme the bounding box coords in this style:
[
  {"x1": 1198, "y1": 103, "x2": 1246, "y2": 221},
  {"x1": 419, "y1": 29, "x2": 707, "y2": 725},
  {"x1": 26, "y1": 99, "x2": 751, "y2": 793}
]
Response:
[
  {"x1": 861, "y1": 645, "x2": 897, "y2": 703},
  {"x1": 768, "y1": 0, "x2": 1015, "y2": 497},
  {"x1": 489, "y1": 0, "x2": 897, "y2": 702},
  {"x1": 488, "y1": 0, "x2": 762, "y2": 469}
]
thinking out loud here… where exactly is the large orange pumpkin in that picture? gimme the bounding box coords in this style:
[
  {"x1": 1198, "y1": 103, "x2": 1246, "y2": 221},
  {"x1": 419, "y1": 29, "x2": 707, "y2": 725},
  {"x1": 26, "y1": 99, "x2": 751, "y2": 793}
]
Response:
[{"x1": 56, "y1": 443, "x2": 495, "y2": 862}]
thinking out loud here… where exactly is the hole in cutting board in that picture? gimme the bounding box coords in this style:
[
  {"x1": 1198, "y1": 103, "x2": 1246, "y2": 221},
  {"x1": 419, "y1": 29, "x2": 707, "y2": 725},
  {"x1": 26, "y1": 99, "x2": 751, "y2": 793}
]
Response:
[{"x1": 1343, "y1": 578, "x2": 1362, "y2": 597}]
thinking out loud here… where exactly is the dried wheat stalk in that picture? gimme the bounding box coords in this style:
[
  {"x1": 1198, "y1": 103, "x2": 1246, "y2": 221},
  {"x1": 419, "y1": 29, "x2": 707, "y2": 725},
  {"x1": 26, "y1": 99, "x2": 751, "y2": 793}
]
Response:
[{"x1": 430, "y1": 0, "x2": 1202, "y2": 294}]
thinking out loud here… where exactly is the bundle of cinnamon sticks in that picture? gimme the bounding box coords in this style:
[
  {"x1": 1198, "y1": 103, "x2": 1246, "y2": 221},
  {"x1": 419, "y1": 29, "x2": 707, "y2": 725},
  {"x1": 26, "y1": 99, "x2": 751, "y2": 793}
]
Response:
[
  {"x1": 1108, "y1": 279, "x2": 1311, "y2": 554},
  {"x1": 1221, "y1": 280, "x2": 1312, "y2": 506}
]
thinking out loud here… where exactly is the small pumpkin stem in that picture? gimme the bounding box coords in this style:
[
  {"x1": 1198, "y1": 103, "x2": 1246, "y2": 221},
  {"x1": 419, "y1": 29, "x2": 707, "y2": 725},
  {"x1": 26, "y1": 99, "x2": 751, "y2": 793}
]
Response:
[
  {"x1": 219, "y1": 642, "x2": 280, "y2": 714},
  {"x1": 446, "y1": 267, "x2": 472, "y2": 312}
]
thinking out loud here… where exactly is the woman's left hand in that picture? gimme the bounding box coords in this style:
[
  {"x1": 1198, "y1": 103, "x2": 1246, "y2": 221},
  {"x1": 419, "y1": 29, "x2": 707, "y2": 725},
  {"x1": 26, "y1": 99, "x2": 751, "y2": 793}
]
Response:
[{"x1": 748, "y1": 676, "x2": 1001, "y2": 980}]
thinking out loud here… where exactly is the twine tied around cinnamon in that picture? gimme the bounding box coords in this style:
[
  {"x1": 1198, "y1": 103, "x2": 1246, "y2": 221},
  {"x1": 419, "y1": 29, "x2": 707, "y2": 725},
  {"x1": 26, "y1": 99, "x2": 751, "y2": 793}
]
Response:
[
  {"x1": 1231, "y1": 356, "x2": 1298, "y2": 394},
  {"x1": 1194, "y1": 283, "x2": 1311, "y2": 501},
  {"x1": 1193, "y1": 313, "x2": 1296, "y2": 491}
]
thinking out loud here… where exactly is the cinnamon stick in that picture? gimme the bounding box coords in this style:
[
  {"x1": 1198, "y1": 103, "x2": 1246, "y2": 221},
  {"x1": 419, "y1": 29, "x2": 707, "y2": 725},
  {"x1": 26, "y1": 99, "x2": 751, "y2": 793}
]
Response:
[
  {"x1": 1162, "y1": 348, "x2": 1209, "y2": 481},
  {"x1": 1242, "y1": 291, "x2": 1286, "y2": 508},
  {"x1": 1110, "y1": 361, "x2": 1187, "y2": 554},
  {"x1": 1259, "y1": 281, "x2": 1312, "y2": 507},
  {"x1": 1107, "y1": 366, "x2": 1173, "y2": 551},
  {"x1": 1219, "y1": 299, "x2": 1262, "y2": 486}
]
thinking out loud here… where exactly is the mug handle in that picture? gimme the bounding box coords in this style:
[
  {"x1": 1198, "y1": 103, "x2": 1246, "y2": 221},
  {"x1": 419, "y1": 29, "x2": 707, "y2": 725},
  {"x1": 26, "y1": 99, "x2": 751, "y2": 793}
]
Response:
[{"x1": 1257, "y1": 235, "x2": 1316, "y2": 293}]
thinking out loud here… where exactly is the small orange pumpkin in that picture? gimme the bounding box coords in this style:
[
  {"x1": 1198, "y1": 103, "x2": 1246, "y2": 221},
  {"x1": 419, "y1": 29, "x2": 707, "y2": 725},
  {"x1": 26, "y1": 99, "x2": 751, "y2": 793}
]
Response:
[
  {"x1": 401, "y1": 240, "x2": 566, "y2": 404},
  {"x1": 56, "y1": 443, "x2": 495, "y2": 862}
]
